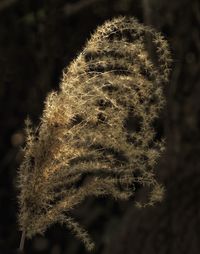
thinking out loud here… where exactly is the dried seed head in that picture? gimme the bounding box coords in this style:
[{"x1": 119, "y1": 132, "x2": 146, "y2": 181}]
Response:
[{"x1": 18, "y1": 16, "x2": 171, "y2": 251}]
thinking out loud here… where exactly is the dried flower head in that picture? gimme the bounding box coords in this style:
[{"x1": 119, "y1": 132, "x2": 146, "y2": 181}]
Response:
[{"x1": 17, "y1": 16, "x2": 171, "y2": 251}]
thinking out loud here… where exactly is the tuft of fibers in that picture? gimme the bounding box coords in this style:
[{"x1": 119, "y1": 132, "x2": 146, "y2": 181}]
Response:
[{"x1": 17, "y1": 16, "x2": 171, "y2": 251}]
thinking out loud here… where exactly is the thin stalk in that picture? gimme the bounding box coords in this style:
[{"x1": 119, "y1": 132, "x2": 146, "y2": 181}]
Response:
[{"x1": 19, "y1": 230, "x2": 26, "y2": 252}]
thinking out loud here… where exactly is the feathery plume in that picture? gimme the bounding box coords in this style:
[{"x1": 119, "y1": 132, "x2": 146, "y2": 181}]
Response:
[{"x1": 17, "y1": 16, "x2": 171, "y2": 251}]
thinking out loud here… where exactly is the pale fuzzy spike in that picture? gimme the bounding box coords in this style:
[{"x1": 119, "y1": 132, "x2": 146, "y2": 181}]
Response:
[{"x1": 18, "y1": 16, "x2": 171, "y2": 251}]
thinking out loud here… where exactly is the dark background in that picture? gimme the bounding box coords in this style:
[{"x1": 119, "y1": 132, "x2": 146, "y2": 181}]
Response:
[{"x1": 0, "y1": 0, "x2": 200, "y2": 253}]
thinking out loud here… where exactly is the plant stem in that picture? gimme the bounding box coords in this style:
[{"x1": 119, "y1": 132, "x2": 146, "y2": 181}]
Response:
[{"x1": 19, "y1": 230, "x2": 26, "y2": 252}]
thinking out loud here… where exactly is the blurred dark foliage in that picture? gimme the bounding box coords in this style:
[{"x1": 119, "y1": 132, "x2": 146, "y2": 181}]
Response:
[{"x1": 0, "y1": 0, "x2": 200, "y2": 253}]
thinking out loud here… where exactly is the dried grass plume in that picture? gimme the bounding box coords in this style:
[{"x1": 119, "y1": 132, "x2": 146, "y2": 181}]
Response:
[{"x1": 17, "y1": 16, "x2": 171, "y2": 251}]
